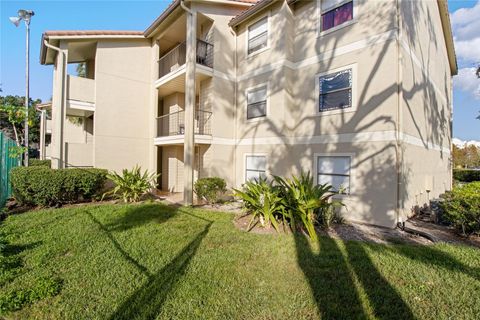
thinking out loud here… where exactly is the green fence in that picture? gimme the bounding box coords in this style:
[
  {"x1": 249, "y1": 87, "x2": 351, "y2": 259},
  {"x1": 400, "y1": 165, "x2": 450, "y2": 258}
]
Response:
[{"x1": 0, "y1": 132, "x2": 20, "y2": 208}]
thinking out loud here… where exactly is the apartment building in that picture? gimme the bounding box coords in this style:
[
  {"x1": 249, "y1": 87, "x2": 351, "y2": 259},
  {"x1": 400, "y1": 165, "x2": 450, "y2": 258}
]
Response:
[{"x1": 39, "y1": 0, "x2": 457, "y2": 227}]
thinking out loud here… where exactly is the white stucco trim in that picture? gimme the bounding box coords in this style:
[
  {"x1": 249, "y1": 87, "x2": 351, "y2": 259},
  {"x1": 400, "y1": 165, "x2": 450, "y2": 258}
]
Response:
[
  {"x1": 207, "y1": 130, "x2": 451, "y2": 154},
  {"x1": 153, "y1": 134, "x2": 212, "y2": 146},
  {"x1": 237, "y1": 29, "x2": 396, "y2": 81},
  {"x1": 313, "y1": 152, "x2": 356, "y2": 195},
  {"x1": 155, "y1": 65, "x2": 186, "y2": 88},
  {"x1": 67, "y1": 99, "x2": 95, "y2": 111}
]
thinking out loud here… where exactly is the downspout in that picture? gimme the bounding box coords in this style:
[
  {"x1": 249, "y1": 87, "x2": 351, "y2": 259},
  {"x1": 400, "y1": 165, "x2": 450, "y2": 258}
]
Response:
[
  {"x1": 230, "y1": 26, "x2": 238, "y2": 188},
  {"x1": 43, "y1": 40, "x2": 68, "y2": 168},
  {"x1": 395, "y1": 0, "x2": 404, "y2": 225},
  {"x1": 180, "y1": 0, "x2": 193, "y2": 14}
]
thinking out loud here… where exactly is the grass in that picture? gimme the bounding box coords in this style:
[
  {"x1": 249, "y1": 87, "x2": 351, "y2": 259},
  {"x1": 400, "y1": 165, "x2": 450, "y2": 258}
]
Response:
[{"x1": 0, "y1": 202, "x2": 479, "y2": 319}]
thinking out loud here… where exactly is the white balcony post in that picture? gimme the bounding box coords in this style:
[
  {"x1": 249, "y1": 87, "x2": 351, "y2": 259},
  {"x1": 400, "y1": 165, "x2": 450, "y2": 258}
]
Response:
[
  {"x1": 184, "y1": 8, "x2": 196, "y2": 205},
  {"x1": 39, "y1": 110, "x2": 46, "y2": 160},
  {"x1": 50, "y1": 42, "x2": 67, "y2": 169}
]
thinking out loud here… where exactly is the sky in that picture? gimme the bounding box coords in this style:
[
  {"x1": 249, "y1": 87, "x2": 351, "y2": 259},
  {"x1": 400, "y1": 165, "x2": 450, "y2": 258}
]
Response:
[{"x1": 1, "y1": 0, "x2": 480, "y2": 141}]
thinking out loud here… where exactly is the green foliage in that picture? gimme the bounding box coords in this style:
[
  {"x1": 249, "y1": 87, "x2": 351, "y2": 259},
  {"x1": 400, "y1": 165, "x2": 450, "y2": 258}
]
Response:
[
  {"x1": 234, "y1": 172, "x2": 339, "y2": 239},
  {"x1": 194, "y1": 177, "x2": 227, "y2": 204},
  {"x1": 0, "y1": 95, "x2": 42, "y2": 145},
  {"x1": 440, "y1": 182, "x2": 480, "y2": 236},
  {"x1": 8, "y1": 146, "x2": 26, "y2": 160},
  {"x1": 10, "y1": 167, "x2": 107, "y2": 206},
  {"x1": 104, "y1": 166, "x2": 159, "y2": 203},
  {"x1": 28, "y1": 159, "x2": 51, "y2": 167},
  {"x1": 453, "y1": 169, "x2": 480, "y2": 182},
  {"x1": 233, "y1": 178, "x2": 284, "y2": 231},
  {"x1": 0, "y1": 278, "x2": 62, "y2": 314},
  {"x1": 274, "y1": 172, "x2": 335, "y2": 240}
]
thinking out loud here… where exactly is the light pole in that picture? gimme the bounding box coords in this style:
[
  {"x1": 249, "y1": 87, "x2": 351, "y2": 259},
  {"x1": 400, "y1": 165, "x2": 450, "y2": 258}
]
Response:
[{"x1": 9, "y1": 9, "x2": 35, "y2": 167}]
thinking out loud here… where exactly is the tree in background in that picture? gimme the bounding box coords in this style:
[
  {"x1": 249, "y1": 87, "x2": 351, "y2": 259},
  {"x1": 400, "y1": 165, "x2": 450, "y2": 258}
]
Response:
[
  {"x1": 0, "y1": 95, "x2": 42, "y2": 148},
  {"x1": 453, "y1": 143, "x2": 480, "y2": 168},
  {"x1": 76, "y1": 62, "x2": 86, "y2": 77}
]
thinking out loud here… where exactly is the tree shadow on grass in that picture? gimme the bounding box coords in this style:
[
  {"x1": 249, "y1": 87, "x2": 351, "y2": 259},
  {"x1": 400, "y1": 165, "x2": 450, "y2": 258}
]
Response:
[
  {"x1": 344, "y1": 242, "x2": 415, "y2": 319},
  {"x1": 108, "y1": 221, "x2": 212, "y2": 320},
  {"x1": 294, "y1": 233, "x2": 415, "y2": 319},
  {"x1": 105, "y1": 203, "x2": 178, "y2": 232},
  {"x1": 384, "y1": 244, "x2": 480, "y2": 282}
]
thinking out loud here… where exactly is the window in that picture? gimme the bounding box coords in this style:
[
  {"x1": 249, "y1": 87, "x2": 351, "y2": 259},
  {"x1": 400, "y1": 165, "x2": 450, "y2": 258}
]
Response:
[
  {"x1": 317, "y1": 156, "x2": 351, "y2": 193},
  {"x1": 247, "y1": 85, "x2": 267, "y2": 119},
  {"x1": 318, "y1": 68, "x2": 352, "y2": 112},
  {"x1": 248, "y1": 16, "x2": 268, "y2": 55},
  {"x1": 321, "y1": 0, "x2": 353, "y2": 32},
  {"x1": 246, "y1": 155, "x2": 267, "y2": 181}
]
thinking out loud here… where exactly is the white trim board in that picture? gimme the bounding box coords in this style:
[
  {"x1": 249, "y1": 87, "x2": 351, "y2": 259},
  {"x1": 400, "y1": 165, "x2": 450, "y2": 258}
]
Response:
[{"x1": 208, "y1": 131, "x2": 450, "y2": 154}]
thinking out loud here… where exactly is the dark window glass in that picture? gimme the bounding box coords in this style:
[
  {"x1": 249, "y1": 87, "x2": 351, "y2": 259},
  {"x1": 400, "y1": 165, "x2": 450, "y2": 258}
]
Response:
[{"x1": 319, "y1": 69, "x2": 352, "y2": 112}]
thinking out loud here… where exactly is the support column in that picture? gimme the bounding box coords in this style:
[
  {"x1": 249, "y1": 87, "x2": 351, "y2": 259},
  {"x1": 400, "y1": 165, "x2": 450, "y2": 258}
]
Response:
[
  {"x1": 149, "y1": 40, "x2": 160, "y2": 179},
  {"x1": 39, "y1": 110, "x2": 46, "y2": 160},
  {"x1": 184, "y1": 9, "x2": 197, "y2": 205},
  {"x1": 51, "y1": 42, "x2": 67, "y2": 169}
]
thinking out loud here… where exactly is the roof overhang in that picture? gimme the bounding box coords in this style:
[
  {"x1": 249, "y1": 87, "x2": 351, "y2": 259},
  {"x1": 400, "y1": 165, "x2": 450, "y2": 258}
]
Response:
[
  {"x1": 144, "y1": 0, "x2": 254, "y2": 38},
  {"x1": 229, "y1": 0, "x2": 273, "y2": 28},
  {"x1": 437, "y1": 0, "x2": 458, "y2": 76},
  {"x1": 40, "y1": 31, "x2": 145, "y2": 65}
]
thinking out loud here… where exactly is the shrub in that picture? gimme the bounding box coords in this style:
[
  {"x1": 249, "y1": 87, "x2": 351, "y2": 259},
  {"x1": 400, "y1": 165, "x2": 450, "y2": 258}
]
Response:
[
  {"x1": 233, "y1": 178, "x2": 284, "y2": 231},
  {"x1": 104, "y1": 166, "x2": 159, "y2": 203},
  {"x1": 194, "y1": 177, "x2": 227, "y2": 204},
  {"x1": 274, "y1": 172, "x2": 336, "y2": 240},
  {"x1": 28, "y1": 159, "x2": 51, "y2": 167},
  {"x1": 11, "y1": 167, "x2": 107, "y2": 206},
  {"x1": 440, "y1": 182, "x2": 480, "y2": 236},
  {"x1": 453, "y1": 169, "x2": 480, "y2": 182}
]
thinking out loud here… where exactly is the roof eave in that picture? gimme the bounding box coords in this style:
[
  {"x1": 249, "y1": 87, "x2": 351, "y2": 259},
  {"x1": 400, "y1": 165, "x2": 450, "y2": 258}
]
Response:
[
  {"x1": 229, "y1": 0, "x2": 273, "y2": 28},
  {"x1": 437, "y1": 0, "x2": 458, "y2": 76}
]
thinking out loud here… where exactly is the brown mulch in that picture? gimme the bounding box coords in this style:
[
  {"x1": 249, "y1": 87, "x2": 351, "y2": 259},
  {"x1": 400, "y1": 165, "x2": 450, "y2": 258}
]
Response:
[
  {"x1": 233, "y1": 213, "x2": 431, "y2": 245},
  {"x1": 407, "y1": 217, "x2": 480, "y2": 248}
]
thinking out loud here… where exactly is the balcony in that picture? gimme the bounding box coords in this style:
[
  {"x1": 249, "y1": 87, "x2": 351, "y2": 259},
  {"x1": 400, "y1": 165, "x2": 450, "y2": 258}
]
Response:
[
  {"x1": 155, "y1": 39, "x2": 214, "y2": 94},
  {"x1": 154, "y1": 109, "x2": 212, "y2": 145},
  {"x1": 159, "y1": 39, "x2": 213, "y2": 78},
  {"x1": 66, "y1": 75, "x2": 95, "y2": 116}
]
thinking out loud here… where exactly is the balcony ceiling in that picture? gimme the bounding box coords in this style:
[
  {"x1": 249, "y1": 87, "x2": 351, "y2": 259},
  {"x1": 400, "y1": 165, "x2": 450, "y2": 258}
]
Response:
[
  {"x1": 67, "y1": 41, "x2": 97, "y2": 63},
  {"x1": 156, "y1": 67, "x2": 212, "y2": 97}
]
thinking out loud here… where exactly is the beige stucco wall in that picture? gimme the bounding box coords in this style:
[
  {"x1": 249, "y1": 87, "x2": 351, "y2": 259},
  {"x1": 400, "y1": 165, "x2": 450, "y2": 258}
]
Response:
[
  {"x1": 399, "y1": 0, "x2": 453, "y2": 215},
  {"x1": 94, "y1": 39, "x2": 152, "y2": 172},
  {"x1": 67, "y1": 75, "x2": 95, "y2": 103}
]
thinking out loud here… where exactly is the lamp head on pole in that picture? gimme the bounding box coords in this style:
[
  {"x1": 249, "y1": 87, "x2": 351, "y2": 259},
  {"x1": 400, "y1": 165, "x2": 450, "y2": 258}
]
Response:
[{"x1": 9, "y1": 9, "x2": 34, "y2": 27}]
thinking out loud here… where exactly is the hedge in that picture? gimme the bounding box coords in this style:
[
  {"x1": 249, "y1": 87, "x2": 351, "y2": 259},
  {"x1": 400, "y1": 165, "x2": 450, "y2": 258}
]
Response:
[
  {"x1": 453, "y1": 169, "x2": 480, "y2": 182},
  {"x1": 28, "y1": 159, "x2": 51, "y2": 167},
  {"x1": 440, "y1": 182, "x2": 480, "y2": 236},
  {"x1": 194, "y1": 177, "x2": 227, "y2": 204},
  {"x1": 11, "y1": 167, "x2": 107, "y2": 207}
]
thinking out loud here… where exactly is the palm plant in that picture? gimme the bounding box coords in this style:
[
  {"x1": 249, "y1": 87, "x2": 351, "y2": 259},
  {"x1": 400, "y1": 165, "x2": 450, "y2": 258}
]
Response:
[
  {"x1": 103, "y1": 166, "x2": 159, "y2": 203},
  {"x1": 233, "y1": 178, "x2": 284, "y2": 231},
  {"x1": 274, "y1": 172, "x2": 334, "y2": 240}
]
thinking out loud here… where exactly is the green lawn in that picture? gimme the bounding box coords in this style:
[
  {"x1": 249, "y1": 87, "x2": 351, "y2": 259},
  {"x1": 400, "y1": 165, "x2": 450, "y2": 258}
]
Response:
[{"x1": 0, "y1": 202, "x2": 479, "y2": 319}]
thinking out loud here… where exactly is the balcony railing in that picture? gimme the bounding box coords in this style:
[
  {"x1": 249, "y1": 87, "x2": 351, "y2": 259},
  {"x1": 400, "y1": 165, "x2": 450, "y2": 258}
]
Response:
[
  {"x1": 158, "y1": 39, "x2": 214, "y2": 79},
  {"x1": 157, "y1": 110, "x2": 212, "y2": 137}
]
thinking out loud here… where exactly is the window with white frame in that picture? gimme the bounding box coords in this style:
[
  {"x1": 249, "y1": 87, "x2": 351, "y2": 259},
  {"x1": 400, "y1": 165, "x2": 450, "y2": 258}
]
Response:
[
  {"x1": 247, "y1": 85, "x2": 267, "y2": 119},
  {"x1": 248, "y1": 16, "x2": 268, "y2": 55},
  {"x1": 245, "y1": 155, "x2": 267, "y2": 181},
  {"x1": 318, "y1": 68, "x2": 352, "y2": 112},
  {"x1": 320, "y1": 0, "x2": 354, "y2": 32},
  {"x1": 317, "y1": 156, "x2": 351, "y2": 193}
]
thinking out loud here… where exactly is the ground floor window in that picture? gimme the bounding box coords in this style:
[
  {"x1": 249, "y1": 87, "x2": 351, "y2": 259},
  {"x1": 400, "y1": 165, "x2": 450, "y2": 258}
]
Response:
[
  {"x1": 245, "y1": 155, "x2": 267, "y2": 181},
  {"x1": 316, "y1": 155, "x2": 351, "y2": 193}
]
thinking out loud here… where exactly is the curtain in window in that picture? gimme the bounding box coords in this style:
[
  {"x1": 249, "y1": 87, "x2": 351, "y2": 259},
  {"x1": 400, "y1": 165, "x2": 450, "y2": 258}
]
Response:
[
  {"x1": 248, "y1": 17, "x2": 268, "y2": 54},
  {"x1": 317, "y1": 156, "x2": 351, "y2": 193},
  {"x1": 322, "y1": 1, "x2": 353, "y2": 31}
]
